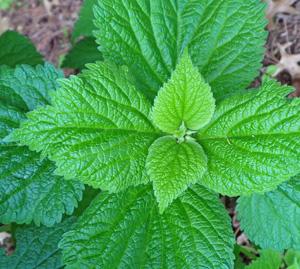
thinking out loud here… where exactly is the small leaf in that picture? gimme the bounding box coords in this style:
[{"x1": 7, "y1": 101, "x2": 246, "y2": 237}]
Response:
[
  {"x1": 285, "y1": 249, "x2": 300, "y2": 268},
  {"x1": 59, "y1": 184, "x2": 235, "y2": 268},
  {"x1": 0, "y1": 30, "x2": 43, "y2": 67},
  {"x1": 237, "y1": 175, "x2": 300, "y2": 252},
  {"x1": 0, "y1": 218, "x2": 76, "y2": 268},
  {"x1": 62, "y1": 37, "x2": 103, "y2": 70},
  {"x1": 72, "y1": 0, "x2": 98, "y2": 42},
  {"x1": 5, "y1": 62, "x2": 163, "y2": 192},
  {"x1": 146, "y1": 136, "x2": 207, "y2": 213},
  {"x1": 196, "y1": 80, "x2": 300, "y2": 196},
  {"x1": 152, "y1": 49, "x2": 215, "y2": 134},
  {"x1": 245, "y1": 248, "x2": 282, "y2": 269}
]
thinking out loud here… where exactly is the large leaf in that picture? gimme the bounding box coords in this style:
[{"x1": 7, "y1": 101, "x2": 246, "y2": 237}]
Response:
[
  {"x1": 59, "y1": 183, "x2": 235, "y2": 268},
  {"x1": 245, "y1": 249, "x2": 282, "y2": 269},
  {"x1": 72, "y1": 0, "x2": 98, "y2": 42},
  {"x1": 237, "y1": 175, "x2": 300, "y2": 252},
  {"x1": 62, "y1": 37, "x2": 103, "y2": 70},
  {"x1": 0, "y1": 30, "x2": 43, "y2": 67},
  {"x1": 152, "y1": 49, "x2": 215, "y2": 134},
  {"x1": 146, "y1": 136, "x2": 207, "y2": 213},
  {"x1": 0, "y1": 218, "x2": 76, "y2": 268},
  {"x1": 94, "y1": 0, "x2": 267, "y2": 101},
  {"x1": 196, "y1": 81, "x2": 300, "y2": 196},
  {"x1": 5, "y1": 62, "x2": 163, "y2": 192},
  {"x1": 0, "y1": 64, "x2": 83, "y2": 226}
]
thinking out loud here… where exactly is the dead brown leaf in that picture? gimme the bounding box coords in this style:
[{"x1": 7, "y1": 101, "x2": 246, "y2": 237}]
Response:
[
  {"x1": 274, "y1": 42, "x2": 300, "y2": 77},
  {"x1": 0, "y1": 17, "x2": 11, "y2": 34},
  {"x1": 264, "y1": 0, "x2": 299, "y2": 29},
  {"x1": 43, "y1": 0, "x2": 61, "y2": 14},
  {"x1": 273, "y1": 42, "x2": 300, "y2": 97}
]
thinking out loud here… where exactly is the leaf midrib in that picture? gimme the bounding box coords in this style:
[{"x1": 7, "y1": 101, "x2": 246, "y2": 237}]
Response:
[
  {"x1": 196, "y1": 131, "x2": 300, "y2": 140},
  {"x1": 23, "y1": 125, "x2": 165, "y2": 136}
]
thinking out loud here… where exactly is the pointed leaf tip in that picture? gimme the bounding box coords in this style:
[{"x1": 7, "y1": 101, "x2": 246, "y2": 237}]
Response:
[
  {"x1": 146, "y1": 136, "x2": 207, "y2": 213},
  {"x1": 152, "y1": 49, "x2": 215, "y2": 135}
]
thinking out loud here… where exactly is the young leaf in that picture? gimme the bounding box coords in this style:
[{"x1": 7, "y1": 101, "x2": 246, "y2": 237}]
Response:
[
  {"x1": 0, "y1": 218, "x2": 76, "y2": 268},
  {"x1": 152, "y1": 49, "x2": 215, "y2": 134},
  {"x1": 0, "y1": 64, "x2": 84, "y2": 226},
  {"x1": 146, "y1": 136, "x2": 207, "y2": 213},
  {"x1": 62, "y1": 37, "x2": 103, "y2": 70},
  {"x1": 94, "y1": 0, "x2": 267, "y2": 101},
  {"x1": 285, "y1": 249, "x2": 300, "y2": 267},
  {"x1": 245, "y1": 248, "x2": 282, "y2": 269},
  {"x1": 5, "y1": 62, "x2": 163, "y2": 192},
  {"x1": 0, "y1": 30, "x2": 43, "y2": 67},
  {"x1": 237, "y1": 175, "x2": 300, "y2": 252},
  {"x1": 196, "y1": 80, "x2": 300, "y2": 196},
  {"x1": 59, "y1": 184, "x2": 235, "y2": 268},
  {"x1": 72, "y1": 0, "x2": 98, "y2": 42}
]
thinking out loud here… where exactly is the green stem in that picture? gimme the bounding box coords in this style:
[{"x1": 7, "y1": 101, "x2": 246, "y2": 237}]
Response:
[
  {"x1": 239, "y1": 245, "x2": 258, "y2": 260},
  {"x1": 0, "y1": 224, "x2": 11, "y2": 233}
]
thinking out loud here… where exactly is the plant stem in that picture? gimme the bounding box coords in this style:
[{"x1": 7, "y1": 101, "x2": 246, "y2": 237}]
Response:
[{"x1": 239, "y1": 245, "x2": 258, "y2": 260}]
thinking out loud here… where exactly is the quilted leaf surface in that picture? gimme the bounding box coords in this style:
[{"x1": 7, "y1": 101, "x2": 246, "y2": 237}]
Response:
[
  {"x1": 94, "y1": 0, "x2": 267, "y2": 101},
  {"x1": 146, "y1": 136, "x2": 207, "y2": 213},
  {"x1": 237, "y1": 175, "x2": 300, "y2": 252},
  {"x1": 6, "y1": 62, "x2": 162, "y2": 192},
  {"x1": 0, "y1": 218, "x2": 76, "y2": 268},
  {"x1": 0, "y1": 64, "x2": 83, "y2": 226},
  {"x1": 60, "y1": 184, "x2": 235, "y2": 269},
  {"x1": 196, "y1": 81, "x2": 300, "y2": 196}
]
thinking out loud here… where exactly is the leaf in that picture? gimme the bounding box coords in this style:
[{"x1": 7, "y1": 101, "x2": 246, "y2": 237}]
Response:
[
  {"x1": 245, "y1": 248, "x2": 282, "y2": 269},
  {"x1": 5, "y1": 61, "x2": 163, "y2": 192},
  {"x1": 72, "y1": 0, "x2": 98, "y2": 42},
  {"x1": 0, "y1": 218, "x2": 76, "y2": 268},
  {"x1": 0, "y1": 64, "x2": 84, "y2": 226},
  {"x1": 285, "y1": 249, "x2": 300, "y2": 268},
  {"x1": 196, "y1": 80, "x2": 300, "y2": 196},
  {"x1": 62, "y1": 37, "x2": 103, "y2": 70},
  {"x1": 152, "y1": 49, "x2": 215, "y2": 134},
  {"x1": 70, "y1": 184, "x2": 101, "y2": 218},
  {"x1": 59, "y1": 183, "x2": 235, "y2": 268},
  {"x1": 94, "y1": 0, "x2": 267, "y2": 101},
  {"x1": 146, "y1": 136, "x2": 207, "y2": 213},
  {"x1": 0, "y1": 30, "x2": 43, "y2": 67},
  {"x1": 0, "y1": 146, "x2": 83, "y2": 226},
  {"x1": 0, "y1": 0, "x2": 13, "y2": 9},
  {"x1": 237, "y1": 175, "x2": 300, "y2": 252}
]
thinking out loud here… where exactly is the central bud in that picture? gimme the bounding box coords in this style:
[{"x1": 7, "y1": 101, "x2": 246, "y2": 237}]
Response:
[{"x1": 173, "y1": 121, "x2": 196, "y2": 143}]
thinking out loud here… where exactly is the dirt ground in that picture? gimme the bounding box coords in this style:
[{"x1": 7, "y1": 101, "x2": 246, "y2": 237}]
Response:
[
  {"x1": 0, "y1": 0, "x2": 83, "y2": 75},
  {"x1": 0, "y1": 0, "x2": 300, "y2": 262}
]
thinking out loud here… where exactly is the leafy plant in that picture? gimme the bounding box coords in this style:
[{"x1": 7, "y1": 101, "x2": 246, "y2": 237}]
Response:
[
  {"x1": 0, "y1": 0, "x2": 13, "y2": 10},
  {"x1": 62, "y1": 36, "x2": 103, "y2": 70},
  {"x1": 0, "y1": 30, "x2": 44, "y2": 67},
  {"x1": 1, "y1": 0, "x2": 300, "y2": 268}
]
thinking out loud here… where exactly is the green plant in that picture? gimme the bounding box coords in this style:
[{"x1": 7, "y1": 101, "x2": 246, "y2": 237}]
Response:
[
  {"x1": 0, "y1": 0, "x2": 13, "y2": 10},
  {"x1": 1, "y1": 0, "x2": 300, "y2": 268}
]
